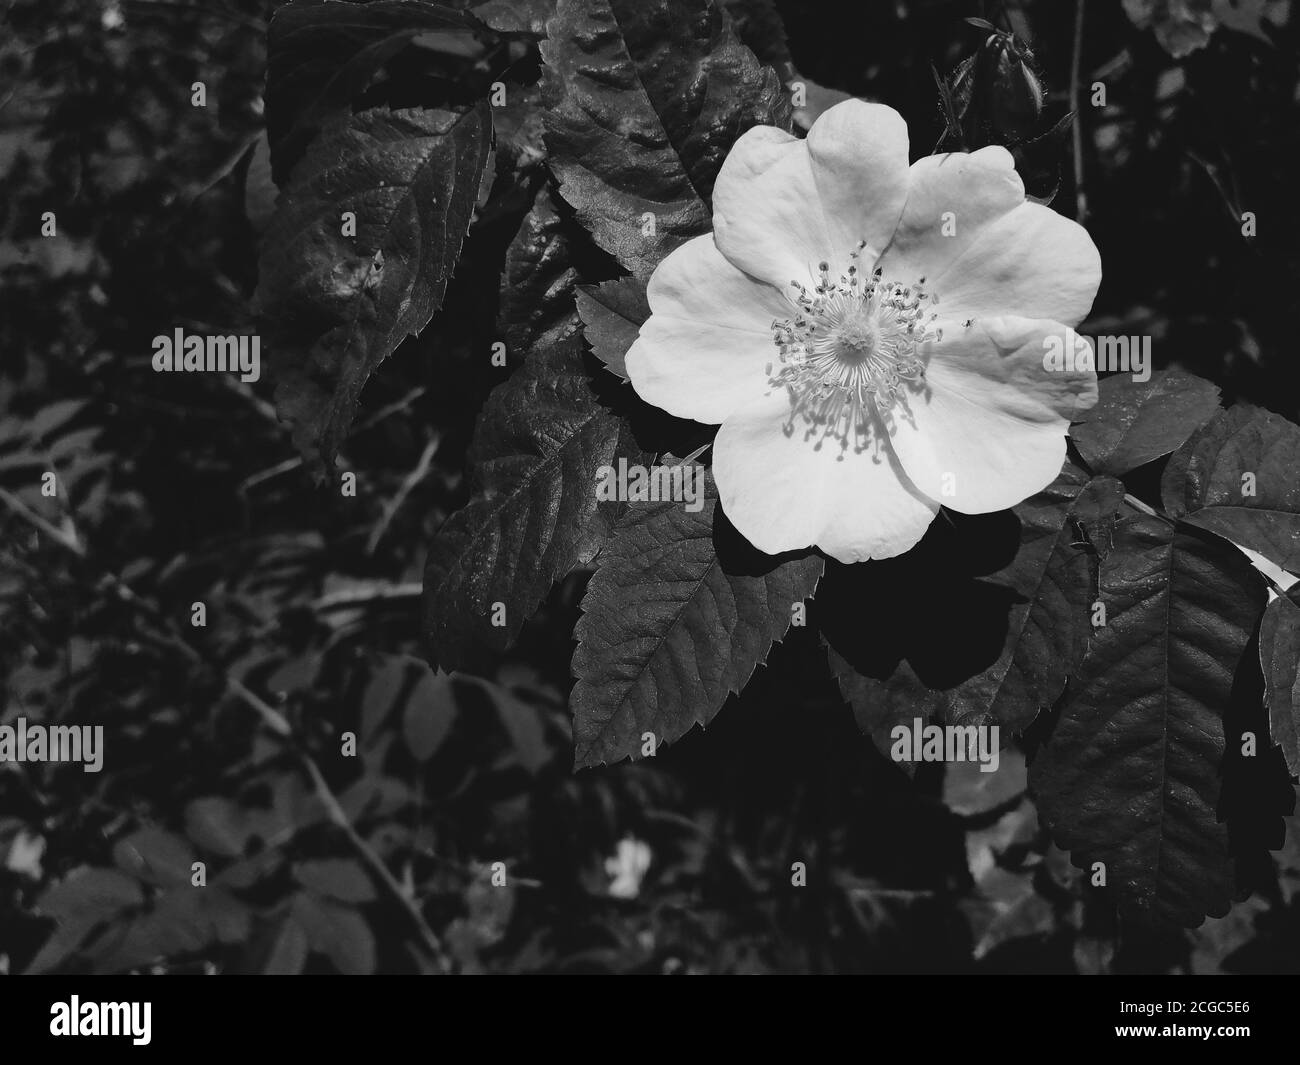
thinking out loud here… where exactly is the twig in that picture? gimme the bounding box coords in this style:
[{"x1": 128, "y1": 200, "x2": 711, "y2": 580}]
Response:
[
  {"x1": 237, "y1": 387, "x2": 428, "y2": 494},
  {"x1": 1071, "y1": 0, "x2": 1088, "y2": 222},
  {"x1": 311, "y1": 582, "x2": 423, "y2": 612},
  {"x1": 0, "y1": 486, "x2": 84, "y2": 557},
  {"x1": 366, "y1": 434, "x2": 441, "y2": 555},
  {"x1": 299, "y1": 757, "x2": 450, "y2": 970},
  {"x1": 1121, "y1": 493, "x2": 1165, "y2": 522}
]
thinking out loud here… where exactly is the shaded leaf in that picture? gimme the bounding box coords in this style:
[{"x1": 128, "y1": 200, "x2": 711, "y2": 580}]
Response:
[
  {"x1": 720, "y1": 0, "x2": 793, "y2": 71},
  {"x1": 362, "y1": 654, "x2": 409, "y2": 743},
  {"x1": 402, "y1": 667, "x2": 458, "y2": 761},
  {"x1": 185, "y1": 797, "x2": 255, "y2": 859},
  {"x1": 262, "y1": 912, "x2": 310, "y2": 975},
  {"x1": 1162, "y1": 404, "x2": 1300, "y2": 572},
  {"x1": 265, "y1": 0, "x2": 482, "y2": 182},
  {"x1": 243, "y1": 130, "x2": 277, "y2": 234},
  {"x1": 825, "y1": 465, "x2": 1125, "y2": 743},
  {"x1": 540, "y1": 0, "x2": 790, "y2": 280},
  {"x1": 26, "y1": 868, "x2": 143, "y2": 974},
  {"x1": 499, "y1": 189, "x2": 579, "y2": 356},
  {"x1": 423, "y1": 321, "x2": 646, "y2": 670},
  {"x1": 113, "y1": 828, "x2": 195, "y2": 887},
  {"x1": 258, "y1": 104, "x2": 491, "y2": 473},
  {"x1": 291, "y1": 893, "x2": 377, "y2": 974},
  {"x1": 1030, "y1": 513, "x2": 1266, "y2": 926},
  {"x1": 1071, "y1": 369, "x2": 1221, "y2": 476},
  {"x1": 1260, "y1": 591, "x2": 1300, "y2": 773},
  {"x1": 576, "y1": 278, "x2": 648, "y2": 382},
  {"x1": 295, "y1": 858, "x2": 377, "y2": 902},
  {"x1": 571, "y1": 470, "x2": 823, "y2": 767}
]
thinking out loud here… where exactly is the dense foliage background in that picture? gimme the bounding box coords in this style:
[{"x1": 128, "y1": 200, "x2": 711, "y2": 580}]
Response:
[{"x1": 2, "y1": 0, "x2": 1299, "y2": 974}]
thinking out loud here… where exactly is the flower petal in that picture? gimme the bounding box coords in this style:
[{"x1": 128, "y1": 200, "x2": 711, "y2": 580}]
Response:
[
  {"x1": 712, "y1": 100, "x2": 910, "y2": 290},
  {"x1": 881, "y1": 146, "x2": 1100, "y2": 325},
  {"x1": 625, "y1": 234, "x2": 790, "y2": 424},
  {"x1": 713, "y1": 388, "x2": 939, "y2": 562},
  {"x1": 886, "y1": 317, "x2": 1099, "y2": 514}
]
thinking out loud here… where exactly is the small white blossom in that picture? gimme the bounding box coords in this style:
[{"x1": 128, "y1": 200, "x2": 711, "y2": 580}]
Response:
[{"x1": 605, "y1": 836, "x2": 651, "y2": 899}]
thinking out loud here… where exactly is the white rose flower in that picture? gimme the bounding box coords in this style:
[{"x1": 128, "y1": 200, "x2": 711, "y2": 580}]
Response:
[{"x1": 625, "y1": 100, "x2": 1102, "y2": 562}]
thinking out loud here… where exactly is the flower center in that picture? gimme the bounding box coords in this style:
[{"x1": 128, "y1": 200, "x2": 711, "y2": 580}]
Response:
[{"x1": 768, "y1": 251, "x2": 941, "y2": 457}]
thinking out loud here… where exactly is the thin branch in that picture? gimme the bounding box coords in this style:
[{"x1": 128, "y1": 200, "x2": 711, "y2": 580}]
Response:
[
  {"x1": 366, "y1": 434, "x2": 441, "y2": 555},
  {"x1": 1121, "y1": 492, "x2": 1165, "y2": 523},
  {"x1": 311, "y1": 582, "x2": 423, "y2": 612},
  {"x1": 0, "y1": 486, "x2": 84, "y2": 557}
]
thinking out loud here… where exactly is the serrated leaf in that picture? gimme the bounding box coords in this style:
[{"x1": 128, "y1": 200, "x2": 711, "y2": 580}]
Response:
[
  {"x1": 825, "y1": 464, "x2": 1125, "y2": 743},
  {"x1": 540, "y1": 0, "x2": 790, "y2": 281},
  {"x1": 423, "y1": 322, "x2": 646, "y2": 670},
  {"x1": 1071, "y1": 369, "x2": 1221, "y2": 476},
  {"x1": 402, "y1": 667, "x2": 458, "y2": 761},
  {"x1": 576, "y1": 278, "x2": 648, "y2": 382},
  {"x1": 499, "y1": 189, "x2": 579, "y2": 356},
  {"x1": 1260, "y1": 591, "x2": 1300, "y2": 773},
  {"x1": 824, "y1": 641, "x2": 922, "y2": 774},
  {"x1": 258, "y1": 104, "x2": 491, "y2": 473},
  {"x1": 571, "y1": 470, "x2": 823, "y2": 768},
  {"x1": 1030, "y1": 514, "x2": 1266, "y2": 926},
  {"x1": 265, "y1": 0, "x2": 482, "y2": 182},
  {"x1": 1161, "y1": 404, "x2": 1300, "y2": 572}
]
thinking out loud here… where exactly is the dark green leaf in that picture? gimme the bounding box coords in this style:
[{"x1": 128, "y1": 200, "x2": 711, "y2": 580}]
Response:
[
  {"x1": 27, "y1": 869, "x2": 144, "y2": 974},
  {"x1": 113, "y1": 828, "x2": 196, "y2": 887},
  {"x1": 362, "y1": 654, "x2": 409, "y2": 743},
  {"x1": 1030, "y1": 514, "x2": 1265, "y2": 926},
  {"x1": 295, "y1": 858, "x2": 377, "y2": 903},
  {"x1": 258, "y1": 104, "x2": 491, "y2": 473},
  {"x1": 423, "y1": 320, "x2": 646, "y2": 670},
  {"x1": 825, "y1": 641, "x2": 922, "y2": 774},
  {"x1": 499, "y1": 189, "x2": 579, "y2": 356},
  {"x1": 261, "y1": 913, "x2": 310, "y2": 975},
  {"x1": 825, "y1": 464, "x2": 1125, "y2": 742},
  {"x1": 1162, "y1": 404, "x2": 1300, "y2": 572},
  {"x1": 402, "y1": 667, "x2": 458, "y2": 761},
  {"x1": 575, "y1": 278, "x2": 649, "y2": 382},
  {"x1": 1260, "y1": 591, "x2": 1300, "y2": 773},
  {"x1": 185, "y1": 797, "x2": 254, "y2": 859},
  {"x1": 265, "y1": 0, "x2": 482, "y2": 182},
  {"x1": 1071, "y1": 369, "x2": 1221, "y2": 476},
  {"x1": 291, "y1": 893, "x2": 377, "y2": 974},
  {"x1": 540, "y1": 0, "x2": 790, "y2": 280},
  {"x1": 571, "y1": 470, "x2": 823, "y2": 768}
]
